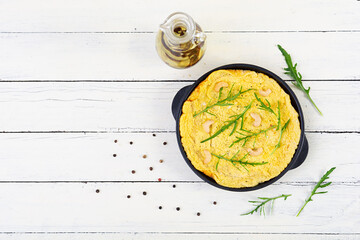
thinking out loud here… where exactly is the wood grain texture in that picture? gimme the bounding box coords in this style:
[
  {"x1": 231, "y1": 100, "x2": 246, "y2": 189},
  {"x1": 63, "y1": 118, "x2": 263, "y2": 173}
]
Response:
[
  {"x1": 0, "y1": 0, "x2": 359, "y2": 32},
  {"x1": 1, "y1": 233, "x2": 359, "y2": 240},
  {"x1": 0, "y1": 0, "x2": 359, "y2": 237},
  {"x1": 0, "y1": 132, "x2": 358, "y2": 182},
  {"x1": 0, "y1": 32, "x2": 359, "y2": 81},
  {"x1": 0, "y1": 182, "x2": 358, "y2": 232},
  {"x1": 0, "y1": 82, "x2": 358, "y2": 132}
]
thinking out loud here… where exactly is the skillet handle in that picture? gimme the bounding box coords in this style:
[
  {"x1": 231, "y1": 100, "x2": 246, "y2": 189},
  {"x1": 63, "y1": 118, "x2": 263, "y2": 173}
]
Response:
[
  {"x1": 171, "y1": 85, "x2": 192, "y2": 120},
  {"x1": 290, "y1": 134, "x2": 308, "y2": 169}
]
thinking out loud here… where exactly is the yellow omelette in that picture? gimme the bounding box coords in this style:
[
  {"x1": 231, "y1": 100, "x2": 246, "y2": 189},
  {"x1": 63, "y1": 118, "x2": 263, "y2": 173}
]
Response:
[{"x1": 179, "y1": 70, "x2": 301, "y2": 188}]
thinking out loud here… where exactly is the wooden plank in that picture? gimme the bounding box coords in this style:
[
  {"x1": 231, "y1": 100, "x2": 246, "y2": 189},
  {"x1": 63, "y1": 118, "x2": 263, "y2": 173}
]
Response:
[
  {"x1": 0, "y1": 0, "x2": 359, "y2": 32},
  {"x1": 0, "y1": 33, "x2": 359, "y2": 81},
  {"x1": 0, "y1": 81, "x2": 358, "y2": 132},
  {"x1": 0, "y1": 132, "x2": 358, "y2": 182},
  {"x1": 0, "y1": 182, "x2": 358, "y2": 232},
  {"x1": 1, "y1": 233, "x2": 359, "y2": 240}
]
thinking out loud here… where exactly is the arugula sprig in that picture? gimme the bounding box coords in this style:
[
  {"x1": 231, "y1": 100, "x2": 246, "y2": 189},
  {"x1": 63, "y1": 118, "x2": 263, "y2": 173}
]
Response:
[
  {"x1": 254, "y1": 93, "x2": 276, "y2": 115},
  {"x1": 212, "y1": 150, "x2": 267, "y2": 172},
  {"x1": 201, "y1": 101, "x2": 253, "y2": 143},
  {"x1": 277, "y1": 44, "x2": 322, "y2": 115},
  {"x1": 193, "y1": 85, "x2": 253, "y2": 117},
  {"x1": 242, "y1": 194, "x2": 292, "y2": 216},
  {"x1": 297, "y1": 167, "x2": 336, "y2": 217},
  {"x1": 276, "y1": 102, "x2": 281, "y2": 130},
  {"x1": 268, "y1": 101, "x2": 290, "y2": 154},
  {"x1": 229, "y1": 125, "x2": 276, "y2": 148},
  {"x1": 271, "y1": 119, "x2": 290, "y2": 155}
]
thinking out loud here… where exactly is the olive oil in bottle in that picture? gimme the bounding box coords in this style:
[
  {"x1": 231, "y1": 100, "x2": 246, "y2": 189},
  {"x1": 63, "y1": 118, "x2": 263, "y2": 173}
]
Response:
[{"x1": 156, "y1": 12, "x2": 206, "y2": 69}]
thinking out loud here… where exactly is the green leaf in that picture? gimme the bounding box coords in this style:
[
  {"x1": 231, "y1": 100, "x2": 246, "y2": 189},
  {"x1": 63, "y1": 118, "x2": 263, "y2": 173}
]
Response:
[
  {"x1": 314, "y1": 191, "x2": 328, "y2": 194},
  {"x1": 254, "y1": 93, "x2": 276, "y2": 115},
  {"x1": 201, "y1": 101, "x2": 253, "y2": 143},
  {"x1": 277, "y1": 44, "x2": 322, "y2": 115},
  {"x1": 211, "y1": 152, "x2": 267, "y2": 173},
  {"x1": 193, "y1": 85, "x2": 254, "y2": 117},
  {"x1": 242, "y1": 194, "x2": 291, "y2": 216},
  {"x1": 230, "y1": 125, "x2": 275, "y2": 148},
  {"x1": 296, "y1": 167, "x2": 336, "y2": 217},
  {"x1": 271, "y1": 118, "x2": 290, "y2": 155},
  {"x1": 319, "y1": 182, "x2": 332, "y2": 188}
]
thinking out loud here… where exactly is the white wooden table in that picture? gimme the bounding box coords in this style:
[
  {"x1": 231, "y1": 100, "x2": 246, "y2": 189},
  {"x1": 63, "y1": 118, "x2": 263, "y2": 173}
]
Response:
[{"x1": 0, "y1": 0, "x2": 359, "y2": 239}]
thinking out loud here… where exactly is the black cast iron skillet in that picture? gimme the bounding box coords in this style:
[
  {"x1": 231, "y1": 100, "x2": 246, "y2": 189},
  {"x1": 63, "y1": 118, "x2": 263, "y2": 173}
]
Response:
[{"x1": 172, "y1": 64, "x2": 308, "y2": 191}]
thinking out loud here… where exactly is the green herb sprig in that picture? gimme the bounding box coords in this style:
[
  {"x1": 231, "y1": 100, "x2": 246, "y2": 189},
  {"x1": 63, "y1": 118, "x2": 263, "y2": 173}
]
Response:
[
  {"x1": 277, "y1": 44, "x2": 322, "y2": 115},
  {"x1": 201, "y1": 101, "x2": 253, "y2": 143},
  {"x1": 212, "y1": 150, "x2": 267, "y2": 172},
  {"x1": 276, "y1": 102, "x2": 281, "y2": 130},
  {"x1": 271, "y1": 119, "x2": 290, "y2": 155},
  {"x1": 297, "y1": 167, "x2": 336, "y2": 217},
  {"x1": 193, "y1": 85, "x2": 253, "y2": 117},
  {"x1": 242, "y1": 194, "x2": 292, "y2": 216},
  {"x1": 254, "y1": 93, "x2": 276, "y2": 115},
  {"x1": 229, "y1": 125, "x2": 276, "y2": 148}
]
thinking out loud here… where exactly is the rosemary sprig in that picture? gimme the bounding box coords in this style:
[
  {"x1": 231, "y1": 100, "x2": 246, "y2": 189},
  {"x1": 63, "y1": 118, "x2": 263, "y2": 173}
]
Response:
[
  {"x1": 254, "y1": 93, "x2": 276, "y2": 115},
  {"x1": 212, "y1": 150, "x2": 267, "y2": 172},
  {"x1": 271, "y1": 119, "x2": 290, "y2": 155},
  {"x1": 242, "y1": 194, "x2": 292, "y2": 216},
  {"x1": 193, "y1": 85, "x2": 253, "y2": 117},
  {"x1": 277, "y1": 44, "x2": 322, "y2": 115},
  {"x1": 229, "y1": 125, "x2": 276, "y2": 148},
  {"x1": 201, "y1": 101, "x2": 253, "y2": 143},
  {"x1": 297, "y1": 167, "x2": 336, "y2": 217}
]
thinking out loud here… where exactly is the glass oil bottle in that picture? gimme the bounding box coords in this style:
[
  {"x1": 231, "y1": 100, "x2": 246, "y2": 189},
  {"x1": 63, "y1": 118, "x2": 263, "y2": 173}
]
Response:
[{"x1": 156, "y1": 12, "x2": 206, "y2": 69}]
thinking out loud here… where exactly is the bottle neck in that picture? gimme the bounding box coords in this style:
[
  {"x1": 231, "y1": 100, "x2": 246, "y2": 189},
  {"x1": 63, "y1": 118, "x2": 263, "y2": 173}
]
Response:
[{"x1": 160, "y1": 12, "x2": 196, "y2": 45}]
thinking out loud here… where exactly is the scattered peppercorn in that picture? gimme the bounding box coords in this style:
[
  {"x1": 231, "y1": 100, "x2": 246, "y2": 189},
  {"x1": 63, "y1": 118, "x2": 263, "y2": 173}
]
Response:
[
  {"x1": 213, "y1": 201, "x2": 217, "y2": 205},
  {"x1": 176, "y1": 207, "x2": 180, "y2": 211},
  {"x1": 159, "y1": 159, "x2": 164, "y2": 163},
  {"x1": 130, "y1": 141, "x2": 133, "y2": 145},
  {"x1": 159, "y1": 206, "x2": 162, "y2": 210},
  {"x1": 149, "y1": 167, "x2": 153, "y2": 171},
  {"x1": 197, "y1": 212, "x2": 201, "y2": 216},
  {"x1": 143, "y1": 191, "x2": 147, "y2": 196},
  {"x1": 114, "y1": 140, "x2": 117, "y2": 143},
  {"x1": 172, "y1": 184, "x2": 176, "y2": 188},
  {"x1": 163, "y1": 142, "x2": 167, "y2": 145},
  {"x1": 113, "y1": 154, "x2": 117, "y2": 157},
  {"x1": 131, "y1": 170, "x2": 136, "y2": 174},
  {"x1": 127, "y1": 195, "x2": 131, "y2": 199},
  {"x1": 95, "y1": 189, "x2": 100, "y2": 193},
  {"x1": 143, "y1": 154, "x2": 147, "y2": 159},
  {"x1": 153, "y1": 134, "x2": 156, "y2": 137}
]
